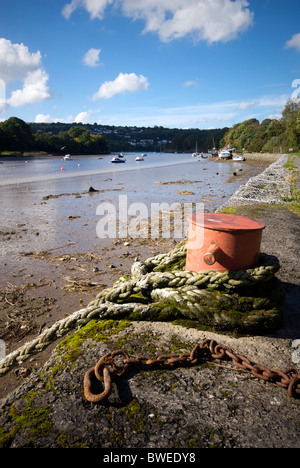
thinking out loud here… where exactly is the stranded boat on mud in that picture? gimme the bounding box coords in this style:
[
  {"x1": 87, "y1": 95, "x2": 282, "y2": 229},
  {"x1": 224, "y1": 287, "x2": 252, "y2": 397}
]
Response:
[
  {"x1": 219, "y1": 150, "x2": 233, "y2": 159},
  {"x1": 233, "y1": 155, "x2": 246, "y2": 161}
]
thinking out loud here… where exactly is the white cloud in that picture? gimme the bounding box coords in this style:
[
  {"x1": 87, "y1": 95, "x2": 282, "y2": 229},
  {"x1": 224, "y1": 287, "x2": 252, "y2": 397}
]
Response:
[
  {"x1": 0, "y1": 38, "x2": 51, "y2": 112},
  {"x1": 102, "y1": 101, "x2": 237, "y2": 128},
  {"x1": 62, "y1": 0, "x2": 113, "y2": 20},
  {"x1": 35, "y1": 113, "x2": 75, "y2": 123},
  {"x1": 267, "y1": 113, "x2": 282, "y2": 121},
  {"x1": 97, "y1": 93, "x2": 289, "y2": 128},
  {"x1": 75, "y1": 110, "x2": 98, "y2": 123},
  {"x1": 237, "y1": 95, "x2": 288, "y2": 111},
  {"x1": 183, "y1": 80, "x2": 199, "y2": 88},
  {"x1": 62, "y1": 0, "x2": 81, "y2": 19},
  {"x1": 62, "y1": 0, "x2": 254, "y2": 44},
  {"x1": 285, "y1": 33, "x2": 300, "y2": 53},
  {"x1": 123, "y1": 0, "x2": 254, "y2": 43},
  {"x1": 75, "y1": 111, "x2": 90, "y2": 123},
  {"x1": 0, "y1": 102, "x2": 7, "y2": 114},
  {"x1": 83, "y1": 48, "x2": 102, "y2": 67},
  {"x1": 35, "y1": 113, "x2": 56, "y2": 123},
  {"x1": 7, "y1": 68, "x2": 51, "y2": 107},
  {"x1": 92, "y1": 72, "x2": 149, "y2": 99},
  {"x1": 0, "y1": 78, "x2": 7, "y2": 113},
  {"x1": 0, "y1": 38, "x2": 42, "y2": 83},
  {"x1": 35, "y1": 109, "x2": 102, "y2": 124},
  {"x1": 238, "y1": 100, "x2": 258, "y2": 110}
]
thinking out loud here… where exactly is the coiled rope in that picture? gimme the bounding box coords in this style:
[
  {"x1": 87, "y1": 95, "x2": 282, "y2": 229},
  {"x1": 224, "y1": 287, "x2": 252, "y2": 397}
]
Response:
[{"x1": 0, "y1": 242, "x2": 281, "y2": 376}]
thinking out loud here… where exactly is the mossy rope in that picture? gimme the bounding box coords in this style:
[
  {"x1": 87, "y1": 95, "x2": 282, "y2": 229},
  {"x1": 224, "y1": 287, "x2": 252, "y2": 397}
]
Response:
[{"x1": 0, "y1": 242, "x2": 282, "y2": 376}]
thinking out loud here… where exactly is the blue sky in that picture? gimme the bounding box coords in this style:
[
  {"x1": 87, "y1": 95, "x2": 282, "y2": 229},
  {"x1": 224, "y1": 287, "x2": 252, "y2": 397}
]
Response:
[{"x1": 0, "y1": 0, "x2": 300, "y2": 129}]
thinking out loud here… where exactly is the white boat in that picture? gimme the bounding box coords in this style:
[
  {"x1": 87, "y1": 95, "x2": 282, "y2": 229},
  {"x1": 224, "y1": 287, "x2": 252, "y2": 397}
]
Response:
[
  {"x1": 141, "y1": 153, "x2": 147, "y2": 157},
  {"x1": 64, "y1": 154, "x2": 73, "y2": 160},
  {"x1": 233, "y1": 155, "x2": 246, "y2": 161},
  {"x1": 192, "y1": 142, "x2": 200, "y2": 158},
  {"x1": 135, "y1": 156, "x2": 144, "y2": 161},
  {"x1": 111, "y1": 156, "x2": 126, "y2": 163},
  {"x1": 219, "y1": 150, "x2": 232, "y2": 159}
]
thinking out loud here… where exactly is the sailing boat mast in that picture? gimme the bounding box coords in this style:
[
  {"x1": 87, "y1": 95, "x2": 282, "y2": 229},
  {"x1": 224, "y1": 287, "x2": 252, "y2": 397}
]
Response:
[{"x1": 192, "y1": 141, "x2": 199, "y2": 157}]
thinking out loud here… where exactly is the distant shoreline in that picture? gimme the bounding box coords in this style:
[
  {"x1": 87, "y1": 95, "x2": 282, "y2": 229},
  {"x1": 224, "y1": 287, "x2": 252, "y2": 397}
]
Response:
[
  {"x1": 1, "y1": 151, "x2": 283, "y2": 160},
  {"x1": 0, "y1": 151, "x2": 111, "y2": 158}
]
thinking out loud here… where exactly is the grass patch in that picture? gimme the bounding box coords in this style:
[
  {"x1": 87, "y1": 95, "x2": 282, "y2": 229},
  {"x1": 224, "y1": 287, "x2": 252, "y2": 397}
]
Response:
[{"x1": 283, "y1": 155, "x2": 300, "y2": 215}]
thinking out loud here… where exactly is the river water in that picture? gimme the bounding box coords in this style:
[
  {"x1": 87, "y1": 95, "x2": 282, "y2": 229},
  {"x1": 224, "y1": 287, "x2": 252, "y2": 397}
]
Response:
[{"x1": 0, "y1": 152, "x2": 268, "y2": 258}]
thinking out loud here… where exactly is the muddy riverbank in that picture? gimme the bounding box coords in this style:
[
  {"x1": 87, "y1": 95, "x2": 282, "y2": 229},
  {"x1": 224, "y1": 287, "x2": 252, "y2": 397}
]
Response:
[{"x1": 0, "y1": 155, "x2": 268, "y2": 396}]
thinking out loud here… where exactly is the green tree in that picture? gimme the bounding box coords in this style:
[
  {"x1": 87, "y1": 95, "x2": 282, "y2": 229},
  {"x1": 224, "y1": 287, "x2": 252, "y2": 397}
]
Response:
[
  {"x1": 0, "y1": 117, "x2": 35, "y2": 151},
  {"x1": 67, "y1": 126, "x2": 87, "y2": 139},
  {"x1": 224, "y1": 118, "x2": 262, "y2": 151},
  {"x1": 0, "y1": 125, "x2": 9, "y2": 151},
  {"x1": 281, "y1": 99, "x2": 300, "y2": 150}
]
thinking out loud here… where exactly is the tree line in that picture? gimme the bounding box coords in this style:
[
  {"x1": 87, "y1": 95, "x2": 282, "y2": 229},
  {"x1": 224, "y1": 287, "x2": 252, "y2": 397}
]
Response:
[
  {"x1": 0, "y1": 117, "x2": 109, "y2": 155},
  {"x1": 220, "y1": 99, "x2": 300, "y2": 153},
  {"x1": 0, "y1": 98, "x2": 299, "y2": 155},
  {"x1": 0, "y1": 117, "x2": 229, "y2": 154},
  {"x1": 29, "y1": 122, "x2": 228, "y2": 153}
]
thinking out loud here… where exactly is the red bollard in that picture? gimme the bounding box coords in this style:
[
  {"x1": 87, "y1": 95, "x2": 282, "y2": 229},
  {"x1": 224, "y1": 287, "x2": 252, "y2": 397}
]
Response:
[{"x1": 185, "y1": 213, "x2": 266, "y2": 273}]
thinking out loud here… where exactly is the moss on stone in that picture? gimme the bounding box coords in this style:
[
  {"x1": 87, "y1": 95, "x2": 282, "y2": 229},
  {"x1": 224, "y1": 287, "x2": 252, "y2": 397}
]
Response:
[
  {"x1": 0, "y1": 391, "x2": 52, "y2": 447},
  {"x1": 56, "y1": 319, "x2": 131, "y2": 365}
]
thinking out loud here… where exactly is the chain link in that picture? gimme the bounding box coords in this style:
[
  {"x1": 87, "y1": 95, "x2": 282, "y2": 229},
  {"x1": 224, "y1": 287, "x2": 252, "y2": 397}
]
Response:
[{"x1": 84, "y1": 339, "x2": 300, "y2": 403}]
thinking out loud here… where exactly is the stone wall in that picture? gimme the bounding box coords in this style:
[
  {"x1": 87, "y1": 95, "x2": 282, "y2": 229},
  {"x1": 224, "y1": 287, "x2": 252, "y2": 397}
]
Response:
[
  {"x1": 243, "y1": 153, "x2": 283, "y2": 162},
  {"x1": 218, "y1": 154, "x2": 291, "y2": 208}
]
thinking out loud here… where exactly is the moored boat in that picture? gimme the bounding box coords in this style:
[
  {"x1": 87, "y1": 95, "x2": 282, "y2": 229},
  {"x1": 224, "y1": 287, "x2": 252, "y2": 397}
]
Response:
[
  {"x1": 111, "y1": 155, "x2": 126, "y2": 163},
  {"x1": 233, "y1": 155, "x2": 246, "y2": 161},
  {"x1": 219, "y1": 150, "x2": 232, "y2": 159}
]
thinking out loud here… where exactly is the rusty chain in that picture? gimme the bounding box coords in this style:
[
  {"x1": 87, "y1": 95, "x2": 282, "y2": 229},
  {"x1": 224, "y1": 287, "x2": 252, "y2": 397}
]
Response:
[{"x1": 83, "y1": 339, "x2": 300, "y2": 404}]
